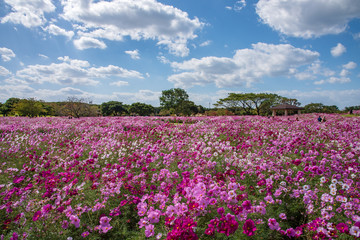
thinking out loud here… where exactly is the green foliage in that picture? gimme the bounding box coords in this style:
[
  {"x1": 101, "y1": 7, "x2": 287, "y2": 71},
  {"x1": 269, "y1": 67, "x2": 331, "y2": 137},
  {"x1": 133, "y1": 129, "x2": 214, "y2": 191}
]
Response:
[
  {"x1": 101, "y1": 101, "x2": 127, "y2": 116},
  {"x1": 14, "y1": 98, "x2": 44, "y2": 117},
  {"x1": 304, "y1": 103, "x2": 339, "y2": 113},
  {"x1": 129, "y1": 102, "x2": 155, "y2": 116},
  {"x1": 215, "y1": 93, "x2": 285, "y2": 115},
  {"x1": 0, "y1": 97, "x2": 20, "y2": 116},
  {"x1": 159, "y1": 88, "x2": 203, "y2": 116}
]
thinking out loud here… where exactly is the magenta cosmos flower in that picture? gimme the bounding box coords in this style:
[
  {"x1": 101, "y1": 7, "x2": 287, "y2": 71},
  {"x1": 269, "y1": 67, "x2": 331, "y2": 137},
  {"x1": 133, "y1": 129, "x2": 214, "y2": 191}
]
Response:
[
  {"x1": 32, "y1": 211, "x2": 42, "y2": 221},
  {"x1": 243, "y1": 219, "x2": 256, "y2": 236}
]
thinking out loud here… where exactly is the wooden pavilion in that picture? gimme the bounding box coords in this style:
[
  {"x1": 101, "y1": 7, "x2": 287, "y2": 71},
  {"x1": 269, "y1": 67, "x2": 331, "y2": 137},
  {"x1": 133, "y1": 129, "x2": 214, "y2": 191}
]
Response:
[{"x1": 270, "y1": 103, "x2": 304, "y2": 116}]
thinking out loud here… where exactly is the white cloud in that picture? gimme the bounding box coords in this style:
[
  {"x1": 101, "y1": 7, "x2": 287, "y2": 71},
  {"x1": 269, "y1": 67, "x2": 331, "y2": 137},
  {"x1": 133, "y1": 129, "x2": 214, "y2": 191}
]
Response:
[
  {"x1": 314, "y1": 76, "x2": 351, "y2": 85},
  {"x1": 169, "y1": 42, "x2": 319, "y2": 88},
  {"x1": 256, "y1": 0, "x2": 360, "y2": 38},
  {"x1": 0, "y1": 47, "x2": 15, "y2": 61},
  {"x1": 38, "y1": 54, "x2": 49, "y2": 59},
  {"x1": 295, "y1": 60, "x2": 335, "y2": 80},
  {"x1": 45, "y1": 24, "x2": 74, "y2": 39},
  {"x1": 199, "y1": 40, "x2": 212, "y2": 47},
  {"x1": 113, "y1": 89, "x2": 161, "y2": 106},
  {"x1": 61, "y1": 0, "x2": 203, "y2": 56},
  {"x1": 331, "y1": 43, "x2": 346, "y2": 57},
  {"x1": 340, "y1": 69, "x2": 350, "y2": 77},
  {"x1": 0, "y1": 66, "x2": 11, "y2": 76},
  {"x1": 157, "y1": 55, "x2": 171, "y2": 64},
  {"x1": 125, "y1": 49, "x2": 140, "y2": 60},
  {"x1": 89, "y1": 65, "x2": 144, "y2": 79},
  {"x1": 110, "y1": 81, "x2": 129, "y2": 87},
  {"x1": 73, "y1": 37, "x2": 107, "y2": 50},
  {"x1": 13, "y1": 56, "x2": 143, "y2": 85},
  {"x1": 343, "y1": 61, "x2": 357, "y2": 69},
  {"x1": 1, "y1": 0, "x2": 55, "y2": 28},
  {"x1": 234, "y1": 0, "x2": 246, "y2": 11}
]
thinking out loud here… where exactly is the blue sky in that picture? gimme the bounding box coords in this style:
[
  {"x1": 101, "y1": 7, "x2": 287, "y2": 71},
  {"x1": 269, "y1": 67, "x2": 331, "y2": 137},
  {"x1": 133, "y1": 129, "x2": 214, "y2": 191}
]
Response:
[{"x1": 0, "y1": 0, "x2": 359, "y2": 109}]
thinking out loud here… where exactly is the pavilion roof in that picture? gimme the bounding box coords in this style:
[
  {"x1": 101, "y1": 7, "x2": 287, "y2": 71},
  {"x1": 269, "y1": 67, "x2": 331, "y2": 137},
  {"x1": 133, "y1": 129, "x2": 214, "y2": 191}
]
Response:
[{"x1": 270, "y1": 103, "x2": 304, "y2": 110}]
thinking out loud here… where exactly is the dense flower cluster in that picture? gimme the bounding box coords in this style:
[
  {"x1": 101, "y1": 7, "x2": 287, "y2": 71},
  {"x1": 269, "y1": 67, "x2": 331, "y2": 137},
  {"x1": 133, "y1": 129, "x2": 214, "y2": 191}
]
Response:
[{"x1": 0, "y1": 114, "x2": 359, "y2": 239}]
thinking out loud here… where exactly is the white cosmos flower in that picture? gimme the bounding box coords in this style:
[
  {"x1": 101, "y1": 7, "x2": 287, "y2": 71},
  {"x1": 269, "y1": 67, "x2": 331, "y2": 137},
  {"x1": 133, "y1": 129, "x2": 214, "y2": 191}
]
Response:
[{"x1": 320, "y1": 177, "x2": 326, "y2": 183}]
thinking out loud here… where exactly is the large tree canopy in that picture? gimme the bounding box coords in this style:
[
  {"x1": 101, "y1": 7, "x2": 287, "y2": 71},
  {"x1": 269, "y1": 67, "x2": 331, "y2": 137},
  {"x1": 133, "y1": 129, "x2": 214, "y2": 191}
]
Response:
[
  {"x1": 304, "y1": 103, "x2": 339, "y2": 113},
  {"x1": 215, "y1": 93, "x2": 285, "y2": 115},
  {"x1": 0, "y1": 97, "x2": 20, "y2": 116},
  {"x1": 129, "y1": 102, "x2": 155, "y2": 116},
  {"x1": 100, "y1": 101, "x2": 126, "y2": 116},
  {"x1": 14, "y1": 98, "x2": 44, "y2": 117},
  {"x1": 159, "y1": 88, "x2": 190, "y2": 115}
]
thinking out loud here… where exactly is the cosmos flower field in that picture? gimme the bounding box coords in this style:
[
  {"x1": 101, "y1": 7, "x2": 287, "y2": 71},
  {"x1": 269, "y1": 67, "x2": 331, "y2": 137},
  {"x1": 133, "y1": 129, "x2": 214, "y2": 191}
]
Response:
[{"x1": 0, "y1": 115, "x2": 360, "y2": 239}]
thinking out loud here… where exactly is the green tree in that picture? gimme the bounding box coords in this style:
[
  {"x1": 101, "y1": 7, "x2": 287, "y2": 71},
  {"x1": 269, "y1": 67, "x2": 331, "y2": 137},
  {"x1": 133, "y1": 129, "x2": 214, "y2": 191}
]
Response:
[
  {"x1": 281, "y1": 97, "x2": 301, "y2": 106},
  {"x1": 129, "y1": 102, "x2": 155, "y2": 116},
  {"x1": 14, "y1": 98, "x2": 44, "y2": 117},
  {"x1": 215, "y1": 93, "x2": 283, "y2": 115},
  {"x1": 304, "y1": 103, "x2": 339, "y2": 113},
  {"x1": 100, "y1": 101, "x2": 126, "y2": 116},
  {"x1": 159, "y1": 88, "x2": 189, "y2": 115},
  {"x1": 344, "y1": 105, "x2": 360, "y2": 113},
  {"x1": 0, "y1": 97, "x2": 20, "y2": 116}
]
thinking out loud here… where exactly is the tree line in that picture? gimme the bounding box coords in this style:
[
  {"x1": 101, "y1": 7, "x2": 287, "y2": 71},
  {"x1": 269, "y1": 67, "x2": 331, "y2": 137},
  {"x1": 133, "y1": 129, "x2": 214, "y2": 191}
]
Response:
[{"x1": 0, "y1": 88, "x2": 357, "y2": 117}]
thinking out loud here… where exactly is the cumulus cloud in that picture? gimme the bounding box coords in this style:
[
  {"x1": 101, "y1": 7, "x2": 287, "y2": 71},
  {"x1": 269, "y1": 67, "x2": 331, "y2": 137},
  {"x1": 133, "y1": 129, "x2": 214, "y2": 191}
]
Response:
[
  {"x1": 89, "y1": 65, "x2": 144, "y2": 79},
  {"x1": 61, "y1": 0, "x2": 203, "y2": 56},
  {"x1": 14, "y1": 56, "x2": 143, "y2": 85},
  {"x1": 1, "y1": 0, "x2": 55, "y2": 28},
  {"x1": 256, "y1": 0, "x2": 360, "y2": 38},
  {"x1": 343, "y1": 61, "x2": 357, "y2": 69},
  {"x1": 331, "y1": 43, "x2": 346, "y2": 57},
  {"x1": 168, "y1": 42, "x2": 319, "y2": 88},
  {"x1": 295, "y1": 60, "x2": 335, "y2": 80},
  {"x1": 0, "y1": 66, "x2": 11, "y2": 76},
  {"x1": 0, "y1": 47, "x2": 16, "y2": 61},
  {"x1": 125, "y1": 49, "x2": 140, "y2": 60},
  {"x1": 44, "y1": 24, "x2": 74, "y2": 39},
  {"x1": 73, "y1": 37, "x2": 107, "y2": 50}
]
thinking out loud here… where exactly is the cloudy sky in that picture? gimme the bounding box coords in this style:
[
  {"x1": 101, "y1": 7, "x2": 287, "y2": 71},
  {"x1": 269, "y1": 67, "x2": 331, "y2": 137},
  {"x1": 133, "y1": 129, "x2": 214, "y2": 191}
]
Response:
[{"x1": 0, "y1": 0, "x2": 359, "y2": 109}]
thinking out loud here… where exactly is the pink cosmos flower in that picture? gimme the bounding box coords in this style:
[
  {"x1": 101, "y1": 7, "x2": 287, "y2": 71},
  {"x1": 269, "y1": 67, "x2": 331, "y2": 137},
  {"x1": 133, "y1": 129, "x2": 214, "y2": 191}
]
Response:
[
  {"x1": 99, "y1": 216, "x2": 111, "y2": 226},
  {"x1": 336, "y1": 222, "x2": 348, "y2": 233},
  {"x1": 101, "y1": 225, "x2": 112, "y2": 233},
  {"x1": 148, "y1": 210, "x2": 160, "y2": 223},
  {"x1": 268, "y1": 218, "x2": 280, "y2": 231},
  {"x1": 81, "y1": 231, "x2": 89, "y2": 238},
  {"x1": 279, "y1": 213, "x2": 287, "y2": 220},
  {"x1": 264, "y1": 195, "x2": 274, "y2": 204},
  {"x1": 286, "y1": 228, "x2": 295, "y2": 237},
  {"x1": 32, "y1": 211, "x2": 41, "y2": 221},
  {"x1": 42, "y1": 204, "x2": 52, "y2": 213},
  {"x1": 349, "y1": 226, "x2": 360, "y2": 237},
  {"x1": 243, "y1": 219, "x2": 256, "y2": 236},
  {"x1": 10, "y1": 232, "x2": 18, "y2": 240},
  {"x1": 242, "y1": 200, "x2": 252, "y2": 210},
  {"x1": 70, "y1": 215, "x2": 80, "y2": 228},
  {"x1": 145, "y1": 224, "x2": 155, "y2": 237}
]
